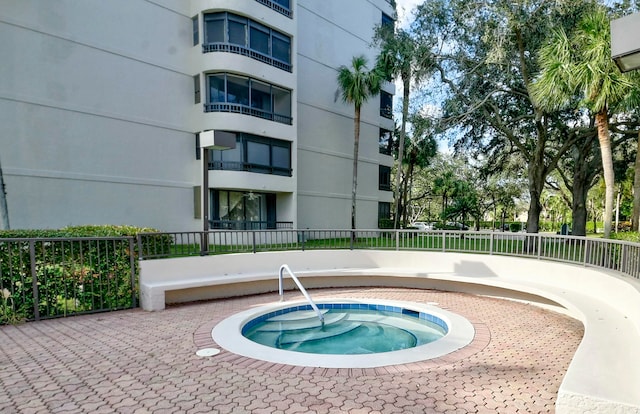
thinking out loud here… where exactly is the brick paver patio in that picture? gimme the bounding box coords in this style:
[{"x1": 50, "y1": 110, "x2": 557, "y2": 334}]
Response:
[{"x1": 0, "y1": 287, "x2": 584, "y2": 413}]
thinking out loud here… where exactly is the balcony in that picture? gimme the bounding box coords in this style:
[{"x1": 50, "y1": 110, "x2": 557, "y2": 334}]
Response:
[
  {"x1": 202, "y1": 43, "x2": 292, "y2": 73},
  {"x1": 204, "y1": 102, "x2": 293, "y2": 125}
]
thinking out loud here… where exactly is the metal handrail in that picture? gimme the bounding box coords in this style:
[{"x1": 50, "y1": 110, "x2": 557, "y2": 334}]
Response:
[{"x1": 278, "y1": 264, "x2": 324, "y2": 326}]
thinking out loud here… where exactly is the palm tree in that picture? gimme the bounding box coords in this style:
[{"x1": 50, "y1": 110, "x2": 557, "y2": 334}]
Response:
[
  {"x1": 337, "y1": 55, "x2": 382, "y2": 230},
  {"x1": 375, "y1": 27, "x2": 433, "y2": 228},
  {"x1": 633, "y1": 131, "x2": 640, "y2": 231},
  {"x1": 432, "y1": 170, "x2": 457, "y2": 214},
  {"x1": 532, "y1": 7, "x2": 635, "y2": 238}
]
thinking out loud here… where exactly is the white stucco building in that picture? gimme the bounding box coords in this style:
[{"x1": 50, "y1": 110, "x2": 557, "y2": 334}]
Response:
[{"x1": 0, "y1": 0, "x2": 395, "y2": 231}]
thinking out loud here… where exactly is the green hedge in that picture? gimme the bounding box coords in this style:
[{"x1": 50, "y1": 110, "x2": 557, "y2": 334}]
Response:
[
  {"x1": 0, "y1": 224, "x2": 162, "y2": 239},
  {"x1": 0, "y1": 225, "x2": 167, "y2": 324},
  {"x1": 611, "y1": 232, "x2": 640, "y2": 243}
]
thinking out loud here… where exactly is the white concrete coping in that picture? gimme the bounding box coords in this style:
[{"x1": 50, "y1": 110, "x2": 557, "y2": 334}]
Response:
[
  {"x1": 139, "y1": 249, "x2": 640, "y2": 413},
  {"x1": 212, "y1": 298, "x2": 475, "y2": 368}
]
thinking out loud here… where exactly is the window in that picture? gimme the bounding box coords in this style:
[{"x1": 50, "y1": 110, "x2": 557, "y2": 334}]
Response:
[
  {"x1": 382, "y1": 13, "x2": 394, "y2": 27},
  {"x1": 378, "y1": 202, "x2": 391, "y2": 228},
  {"x1": 380, "y1": 91, "x2": 393, "y2": 118},
  {"x1": 193, "y1": 74, "x2": 200, "y2": 104},
  {"x1": 228, "y1": 15, "x2": 247, "y2": 46},
  {"x1": 208, "y1": 74, "x2": 226, "y2": 103},
  {"x1": 378, "y1": 202, "x2": 391, "y2": 220},
  {"x1": 272, "y1": 33, "x2": 290, "y2": 64},
  {"x1": 273, "y1": 0, "x2": 290, "y2": 9},
  {"x1": 379, "y1": 128, "x2": 393, "y2": 155},
  {"x1": 211, "y1": 133, "x2": 292, "y2": 176},
  {"x1": 213, "y1": 190, "x2": 280, "y2": 229},
  {"x1": 192, "y1": 15, "x2": 199, "y2": 45},
  {"x1": 249, "y1": 22, "x2": 270, "y2": 55},
  {"x1": 204, "y1": 13, "x2": 224, "y2": 43},
  {"x1": 379, "y1": 165, "x2": 392, "y2": 191},
  {"x1": 226, "y1": 75, "x2": 249, "y2": 106},
  {"x1": 247, "y1": 141, "x2": 270, "y2": 171},
  {"x1": 251, "y1": 80, "x2": 272, "y2": 113},
  {"x1": 205, "y1": 74, "x2": 292, "y2": 125},
  {"x1": 272, "y1": 86, "x2": 292, "y2": 124},
  {"x1": 202, "y1": 12, "x2": 292, "y2": 72},
  {"x1": 272, "y1": 145, "x2": 290, "y2": 171},
  {"x1": 195, "y1": 133, "x2": 201, "y2": 160}
]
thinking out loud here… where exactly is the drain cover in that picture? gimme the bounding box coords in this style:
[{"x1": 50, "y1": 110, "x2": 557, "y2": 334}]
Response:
[{"x1": 196, "y1": 348, "x2": 220, "y2": 357}]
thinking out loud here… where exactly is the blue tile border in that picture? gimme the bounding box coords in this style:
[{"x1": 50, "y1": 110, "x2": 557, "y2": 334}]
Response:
[{"x1": 241, "y1": 303, "x2": 449, "y2": 334}]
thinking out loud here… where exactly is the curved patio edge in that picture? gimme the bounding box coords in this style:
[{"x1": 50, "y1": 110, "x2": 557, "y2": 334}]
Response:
[{"x1": 139, "y1": 249, "x2": 640, "y2": 413}]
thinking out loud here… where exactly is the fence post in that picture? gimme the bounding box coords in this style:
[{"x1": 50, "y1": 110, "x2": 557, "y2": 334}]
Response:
[
  {"x1": 395, "y1": 230, "x2": 399, "y2": 251},
  {"x1": 489, "y1": 232, "x2": 494, "y2": 255},
  {"x1": 537, "y1": 234, "x2": 542, "y2": 259},
  {"x1": 129, "y1": 237, "x2": 137, "y2": 308},
  {"x1": 136, "y1": 234, "x2": 143, "y2": 260},
  {"x1": 252, "y1": 231, "x2": 257, "y2": 254},
  {"x1": 200, "y1": 231, "x2": 209, "y2": 256},
  {"x1": 29, "y1": 240, "x2": 40, "y2": 321},
  {"x1": 583, "y1": 239, "x2": 589, "y2": 267}
]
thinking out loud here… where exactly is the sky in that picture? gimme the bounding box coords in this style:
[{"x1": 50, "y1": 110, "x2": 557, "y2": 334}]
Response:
[
  {"x1": 394, "y1": 0, "x2": 422, "y2": 29},
  {"x1": 388, "y1": 0, "x2": 450, "y2": 150}
]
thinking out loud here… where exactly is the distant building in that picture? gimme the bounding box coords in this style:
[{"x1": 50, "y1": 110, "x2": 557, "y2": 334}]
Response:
[{"x1": 0, "y1": 0, "x2": 395, "y2": 231}]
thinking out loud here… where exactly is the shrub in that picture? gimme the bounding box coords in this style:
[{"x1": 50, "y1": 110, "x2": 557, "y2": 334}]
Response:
[
  {"x1": 611, "y1": 232, "x2": 640, "y2": 243},
  {"x1": 509, "y1": 222, "x2": 522, "y2": 232},
  {"x1": 0, "y1": 225, "x2": 167, "y2": 322},
  {"x1": 378, "y1": 219, "x2": 394, "y2": 229}
]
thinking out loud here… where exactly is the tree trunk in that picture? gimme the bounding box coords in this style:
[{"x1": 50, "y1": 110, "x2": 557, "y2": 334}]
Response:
[
  {"x1": 393, "y1": 76, "x2": 410, "y2": 229},
  {"x1": 571, "y1": 180, "x2": 588, "y2": 237},
  {"x1": 526, "y1": 144, "x2": 547, "y2": 234},
  {"x1": 402, "y1": 160, "x2": 415, "y2": 227},
  {"x1": 526, "y1": 188, "x2": 543, "y2": 234},
  {"x1": 632, "y1": 131, "x2": 640, "y2": 232},
  {"x1": 570, "y1": 135, "x2": 598, "y2": 237},
  {"x1": 0, "y1": 158, "x2": 9, "y2": 230},
  {"x1": 595, "y1": 110, "x2": 614, "y2": 238},
  {"x1": 351, "y1": 106, "x2": 361, "y2": 230}
]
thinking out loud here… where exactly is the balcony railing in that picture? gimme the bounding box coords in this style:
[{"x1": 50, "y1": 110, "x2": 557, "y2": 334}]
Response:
[
  {"x1": 202, "y1": 43, "x2": 292, "y2": 72},
  {"x1": 210, "y1": 160, "x2": 292, "y2": 176},
  {"x1": 254, "y1": 0, "x2": 292, "y2": 18},
  {"x1": 210, "y1": 220, "x2": 294, "y2": 230},
  {"x1": 204, "y1": 102, "x2": 293, "y2": 125}
]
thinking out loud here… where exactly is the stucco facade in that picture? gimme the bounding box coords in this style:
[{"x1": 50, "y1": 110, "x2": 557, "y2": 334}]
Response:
[{"x1": 0, "y1": 0, "x2": 394, "y2": 231}]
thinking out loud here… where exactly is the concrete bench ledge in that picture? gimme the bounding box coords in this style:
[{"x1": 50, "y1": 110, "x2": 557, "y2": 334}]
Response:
[{"x1": 139, "y1": 249, "x2": 640, "y2": 413}]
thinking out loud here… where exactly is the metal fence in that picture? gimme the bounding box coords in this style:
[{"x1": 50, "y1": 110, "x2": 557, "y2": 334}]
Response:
[
  {"x1": 2, "y1": 229, "x2": 638, "y2": 324},
  {"x1": 0, "y1": 237, "x2": 136, "y2": 322},
  {"x1": 137, "y1": 229, "x2": 640, "y2": 280}
]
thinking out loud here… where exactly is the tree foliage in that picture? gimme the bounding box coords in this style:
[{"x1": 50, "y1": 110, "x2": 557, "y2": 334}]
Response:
[
  {"x1": 411, "y1": 0, "x2": 593, "y2": 233},
  {"x1": 374, "y1": 22, "x2": 435, "y2": 228},
  {"x1": 532, "y1": 6, "x2": 639, "y2": 237}
]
